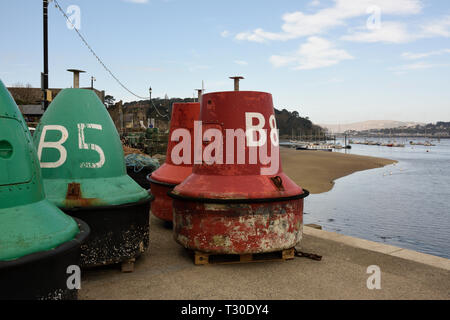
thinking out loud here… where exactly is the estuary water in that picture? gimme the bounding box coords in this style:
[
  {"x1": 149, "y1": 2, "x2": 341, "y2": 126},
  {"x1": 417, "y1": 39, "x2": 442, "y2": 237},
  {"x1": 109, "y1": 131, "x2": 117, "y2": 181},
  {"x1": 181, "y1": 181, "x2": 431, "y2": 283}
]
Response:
[{"x1": 303, "y1": 137, "x2": 450, "y2": 259}]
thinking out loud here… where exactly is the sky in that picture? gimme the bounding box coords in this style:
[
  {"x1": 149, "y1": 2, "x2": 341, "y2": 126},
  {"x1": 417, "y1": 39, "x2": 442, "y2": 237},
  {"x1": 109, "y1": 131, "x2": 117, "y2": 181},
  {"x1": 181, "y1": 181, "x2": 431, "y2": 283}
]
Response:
[{"x1": 0, "y1": 0, "x2": 449, "y2": 124}]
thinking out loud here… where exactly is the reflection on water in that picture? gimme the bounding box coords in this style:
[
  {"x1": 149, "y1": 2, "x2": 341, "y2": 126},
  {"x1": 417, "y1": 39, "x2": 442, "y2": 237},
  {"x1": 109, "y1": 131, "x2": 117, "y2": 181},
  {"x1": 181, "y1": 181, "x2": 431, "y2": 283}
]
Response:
[{"x1": 304, "y1": 138, "x2": 450, "y2": 259}]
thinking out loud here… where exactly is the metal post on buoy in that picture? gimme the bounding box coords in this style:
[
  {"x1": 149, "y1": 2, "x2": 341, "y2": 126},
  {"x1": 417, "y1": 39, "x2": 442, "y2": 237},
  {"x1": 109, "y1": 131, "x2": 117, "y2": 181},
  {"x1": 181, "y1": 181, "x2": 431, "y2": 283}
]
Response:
[
  {"x1": 229, "y1": 76, "x2": 244, "y2": 91},
  {"x1": 90, "y1": 76, "x2": 96, "y2": 90},
  {"x1": 195, "y1": 89, "x2": 203, "y2": 101},
  {"x1": 67, "y1": 69, "x2": 86, "y2": 88}
]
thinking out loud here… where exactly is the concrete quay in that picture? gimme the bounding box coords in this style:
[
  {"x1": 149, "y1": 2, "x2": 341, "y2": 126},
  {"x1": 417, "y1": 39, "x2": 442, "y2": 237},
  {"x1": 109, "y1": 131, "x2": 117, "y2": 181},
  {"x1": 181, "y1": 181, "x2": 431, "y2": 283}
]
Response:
[{"x1": 79, "y1": 216, "x2": 450, "y2": 300}]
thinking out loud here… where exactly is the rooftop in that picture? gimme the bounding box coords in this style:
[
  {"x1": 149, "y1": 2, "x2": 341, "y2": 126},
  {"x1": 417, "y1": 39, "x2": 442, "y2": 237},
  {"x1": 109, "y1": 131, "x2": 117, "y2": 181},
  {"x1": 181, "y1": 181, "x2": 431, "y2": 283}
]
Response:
[{"x1": 18, "y1": 104, "x2": 44, "y2": 115}]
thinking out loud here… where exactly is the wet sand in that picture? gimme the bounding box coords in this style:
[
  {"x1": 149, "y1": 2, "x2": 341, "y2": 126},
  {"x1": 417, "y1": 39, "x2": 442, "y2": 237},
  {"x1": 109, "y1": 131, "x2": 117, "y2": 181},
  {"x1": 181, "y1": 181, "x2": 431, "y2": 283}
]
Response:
[
  {"x1": 123, "y1": 144, "x2": 396, "y2": 194},
  {"x1": 280, "y1": 147, "x2": 397, "y2": 194}
]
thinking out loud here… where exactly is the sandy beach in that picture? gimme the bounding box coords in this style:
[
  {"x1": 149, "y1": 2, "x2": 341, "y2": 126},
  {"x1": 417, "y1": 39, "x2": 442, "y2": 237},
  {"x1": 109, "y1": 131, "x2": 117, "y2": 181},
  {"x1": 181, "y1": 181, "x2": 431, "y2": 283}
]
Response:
[
  {"x1": 280, "y1": 147, "x2": 397, "y2": 194},
  {"x1": 124, "y1": 145, "x2": 397, "y2": 194}
]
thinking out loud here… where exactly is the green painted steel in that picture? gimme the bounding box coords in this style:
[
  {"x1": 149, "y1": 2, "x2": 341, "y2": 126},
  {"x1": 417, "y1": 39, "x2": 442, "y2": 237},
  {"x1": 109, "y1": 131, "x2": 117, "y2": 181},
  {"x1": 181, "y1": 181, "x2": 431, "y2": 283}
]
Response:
[
  {"x1": 0, "y1": 80, "x2": 79, "y2": 261},
  {"x1": 33, "y1": 89, "x2": 150, "y2": 208}
]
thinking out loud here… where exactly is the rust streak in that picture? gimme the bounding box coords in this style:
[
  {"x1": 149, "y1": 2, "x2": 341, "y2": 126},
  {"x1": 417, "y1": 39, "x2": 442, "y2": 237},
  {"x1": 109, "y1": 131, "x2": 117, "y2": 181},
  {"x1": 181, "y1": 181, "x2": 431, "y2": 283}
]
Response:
[
  {"x1": 65, "y1": 182, "x2": 100, "y2": 207},
  {"x1": 270, "y1": 176, "x2": 285, "y2": 191}
]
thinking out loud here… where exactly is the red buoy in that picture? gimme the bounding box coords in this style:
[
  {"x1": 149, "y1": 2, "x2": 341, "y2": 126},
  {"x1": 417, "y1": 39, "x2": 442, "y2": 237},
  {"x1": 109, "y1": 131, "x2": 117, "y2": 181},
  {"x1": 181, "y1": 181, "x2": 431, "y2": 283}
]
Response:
[
  {"x1": 148, "y1": 102, "x2": 200, "y2": 222},
  {"x1": 169, "y1": 91, "x2": 309, "y2": 254}
]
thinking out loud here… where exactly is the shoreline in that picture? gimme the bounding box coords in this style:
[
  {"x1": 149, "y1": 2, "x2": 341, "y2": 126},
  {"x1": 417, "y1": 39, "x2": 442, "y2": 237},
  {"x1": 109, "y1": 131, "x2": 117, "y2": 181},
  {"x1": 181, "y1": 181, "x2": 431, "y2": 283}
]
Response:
[
  {"x1": 280, "y1": 147, "x2": 397, "y2": 194},
  {"x1": 77, "y1": 147, "x2": 449, "y2": 300}
]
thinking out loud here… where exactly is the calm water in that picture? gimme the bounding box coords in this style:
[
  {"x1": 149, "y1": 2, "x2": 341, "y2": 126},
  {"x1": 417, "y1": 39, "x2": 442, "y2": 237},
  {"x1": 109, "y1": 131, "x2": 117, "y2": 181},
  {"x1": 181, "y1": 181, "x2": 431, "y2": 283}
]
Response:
[{"x1": 303, "y1": 138, "x2": 450, "y2": 259}]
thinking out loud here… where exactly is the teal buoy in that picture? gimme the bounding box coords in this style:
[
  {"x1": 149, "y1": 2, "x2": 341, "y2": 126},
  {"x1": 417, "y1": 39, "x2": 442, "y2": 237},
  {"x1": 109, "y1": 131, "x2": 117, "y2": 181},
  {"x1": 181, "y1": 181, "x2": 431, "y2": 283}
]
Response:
[
  {"x1": 33, "y1": 89, "x2": 152, "y2": 268},
  {"x1": 0, "y1": 80, "x2": 89, "y2": 300}
]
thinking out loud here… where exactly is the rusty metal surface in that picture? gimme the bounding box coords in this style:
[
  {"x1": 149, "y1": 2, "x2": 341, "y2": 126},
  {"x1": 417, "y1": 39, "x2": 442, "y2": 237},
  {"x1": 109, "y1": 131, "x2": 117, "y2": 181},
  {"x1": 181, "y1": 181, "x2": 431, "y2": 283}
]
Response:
[
  {"x1": 150, "y1": 102, "x2": 200, "y2": 185},
  {"x1": 149, "y1": 180, "x2": 174, "y2": 222},
  {"x1": 294, "y1": 248, "x2": 322, "y2": 261},
  {"x1": 173, "y1": 198, "x2": 304, "y2": 254},
  {"x1": 149, "y1": 102, "x2": 200, "y2": 221},
  {"x1": 171, "y1": 91, "x2": 307, "y2": 254},
  {"x1": 64, "y1": 182, "x2": 100, "y2": 208}
]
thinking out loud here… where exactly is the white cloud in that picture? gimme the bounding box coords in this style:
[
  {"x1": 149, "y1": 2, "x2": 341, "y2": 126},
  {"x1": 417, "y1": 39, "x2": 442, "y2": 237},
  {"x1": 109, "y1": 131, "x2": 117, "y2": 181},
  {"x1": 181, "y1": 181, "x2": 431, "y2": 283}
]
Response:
[
  {"x1": 420, "y1": 15, "x2": 450, "y2": 37},
  {"x1": 221, "y1": 30, "x2": 230, "y2": 38},
  {"x1": 393, "y1": 61, "x2": 450, "y2": 71},
  {"x1": 234, "y1": 60, "x2": 248, "y2": 66},
  {"x1": 343, "y1": 15, "x2": 450, "y2": 44},
  {"x1": 270, "y1": 37, "x2": 353, "y2": 70},
  {"x1": 235, "y1": 29, "x2": 293, "y2": 43},
  {"x1": 401, "y1": 62, "x2": 437, "y2": 70},
  {"x1": 235, "y1": 0, "x2": 422, "y2": 42},
  {"x1": 123, "y1": 0, "x2": 148, "y2": 3},
  {"x1": 309, "y1": 0, "x2": 321, "y2": 7},
  {"x1": 341, "y1": 22, "x2": 416, "y2": 43},
  {"x1": 402, "y1": 49, "x2": 450, "y2": 60}
]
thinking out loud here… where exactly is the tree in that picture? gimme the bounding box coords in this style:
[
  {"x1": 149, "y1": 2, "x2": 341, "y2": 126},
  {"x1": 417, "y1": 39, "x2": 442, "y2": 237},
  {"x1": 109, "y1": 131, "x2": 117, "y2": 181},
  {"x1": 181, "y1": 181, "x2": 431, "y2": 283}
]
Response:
[{"x1": 104, "y1": 95, "x2": 115, "y2": 108}]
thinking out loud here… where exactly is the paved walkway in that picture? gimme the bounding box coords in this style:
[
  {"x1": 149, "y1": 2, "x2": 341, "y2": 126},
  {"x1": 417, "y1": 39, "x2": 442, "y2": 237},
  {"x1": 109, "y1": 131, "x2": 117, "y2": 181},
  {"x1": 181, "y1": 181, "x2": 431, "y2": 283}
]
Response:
[{"x1": 79, "y1": 216, "x2": 450, "y2": 300}]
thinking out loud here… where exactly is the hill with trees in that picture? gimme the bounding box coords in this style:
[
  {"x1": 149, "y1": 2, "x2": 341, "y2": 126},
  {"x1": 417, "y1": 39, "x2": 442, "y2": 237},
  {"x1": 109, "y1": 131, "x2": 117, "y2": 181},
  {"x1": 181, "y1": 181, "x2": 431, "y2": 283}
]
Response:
[
  {"x1": 119, "y1": 97, "x2": 324, "y2": 138},
  {"x1": 275, "y1": 108, "x2": 325, "y2": 139},
  {"x1": 348, "y1": 121, "x2": 450, "y2": 138}
]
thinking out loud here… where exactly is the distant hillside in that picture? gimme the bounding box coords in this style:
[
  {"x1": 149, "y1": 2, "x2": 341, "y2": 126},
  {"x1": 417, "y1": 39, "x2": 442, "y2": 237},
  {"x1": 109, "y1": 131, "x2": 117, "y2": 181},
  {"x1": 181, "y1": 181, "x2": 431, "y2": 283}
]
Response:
[
  {"x1": 122, "y1": 98, "x2": 322, "y2": 137},
  {"x1": 320, "y1": 120, "x2": 425, "y2": 133},
  {"x1": 275, "y1": 108, "x2": 324, "y2": 138},
  {"x1": 123, "y1": 97, "x2": 196, "y2": 119},
  {"x1": 352, "y1": 121, "x2": 450, "y2": 138}
]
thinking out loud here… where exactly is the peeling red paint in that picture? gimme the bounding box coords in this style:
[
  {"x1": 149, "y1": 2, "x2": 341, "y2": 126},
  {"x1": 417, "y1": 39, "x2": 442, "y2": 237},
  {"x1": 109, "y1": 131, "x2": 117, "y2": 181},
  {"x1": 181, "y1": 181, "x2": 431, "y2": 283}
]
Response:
[
  {"x1": 150, "y1": 102, "x2": 200, "y2": 222},
  {"x1": 149, "y1": 182, "x2": 174, "y2": 221},
  {"x1": 173, "y1": 199, "x2": 304, "y2": 254},
  {"x1": 171, "y1": 91, "x2": 308, "y2": 254}
]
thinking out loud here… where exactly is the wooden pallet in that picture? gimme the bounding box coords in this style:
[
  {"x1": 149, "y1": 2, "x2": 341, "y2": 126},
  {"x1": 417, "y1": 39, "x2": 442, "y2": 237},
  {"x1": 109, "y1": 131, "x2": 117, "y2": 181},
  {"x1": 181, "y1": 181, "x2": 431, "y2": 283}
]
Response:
[
  {"x1": 193, "y1": 248, "x2": 295, "y2": 265},
  {"x1": 121, "y1": 258, "x2": 136, "y2": 273}
]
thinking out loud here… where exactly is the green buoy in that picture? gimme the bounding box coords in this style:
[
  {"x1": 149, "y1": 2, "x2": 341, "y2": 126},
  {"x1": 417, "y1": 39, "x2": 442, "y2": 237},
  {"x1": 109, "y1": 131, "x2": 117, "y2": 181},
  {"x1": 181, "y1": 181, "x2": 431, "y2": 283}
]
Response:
[
  {"x1": 0, "y1": 80, "x2": 89, "y2": 300},
  {"x1": 33, "y1": 88, "x2": 152, "y2": 268}
]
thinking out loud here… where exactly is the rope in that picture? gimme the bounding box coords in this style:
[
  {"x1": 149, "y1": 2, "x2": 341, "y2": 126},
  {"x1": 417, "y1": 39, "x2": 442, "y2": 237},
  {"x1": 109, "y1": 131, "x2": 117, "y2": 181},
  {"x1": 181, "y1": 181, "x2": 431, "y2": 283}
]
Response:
[
  {"x1": 125, "y1": 153, "x2": 160, "y2": 173},
  {"x1": 149, "y1": 99, "x2": 169, "y2": 118}
]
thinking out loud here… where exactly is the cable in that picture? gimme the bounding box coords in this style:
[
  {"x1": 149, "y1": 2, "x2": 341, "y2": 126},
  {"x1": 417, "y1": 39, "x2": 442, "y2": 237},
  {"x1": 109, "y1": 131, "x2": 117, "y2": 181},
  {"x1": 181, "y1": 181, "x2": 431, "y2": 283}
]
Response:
[
  {"x1": 52, "y1": 0, "x2": 149, "y2": 100},
  {"x1": 150, "y1": 99, "x2": 169, "y2": 118},
  {"x1": 53, "y1": 0, "x2": 169, "y2": 118}
]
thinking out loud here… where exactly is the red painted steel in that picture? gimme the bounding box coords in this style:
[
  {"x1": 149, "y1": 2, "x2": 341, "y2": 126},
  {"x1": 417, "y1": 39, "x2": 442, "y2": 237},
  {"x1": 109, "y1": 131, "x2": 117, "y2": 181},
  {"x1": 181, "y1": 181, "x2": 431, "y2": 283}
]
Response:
[
  {"x1": 173, "y1": 199, "x2": 304, "y2": 254},
  {"x1": 149, "y1": 102, "x2": 200, "y2": 221},
  {"x1": 170, "y1": 91, "x2": 308, "y2": 254}
]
